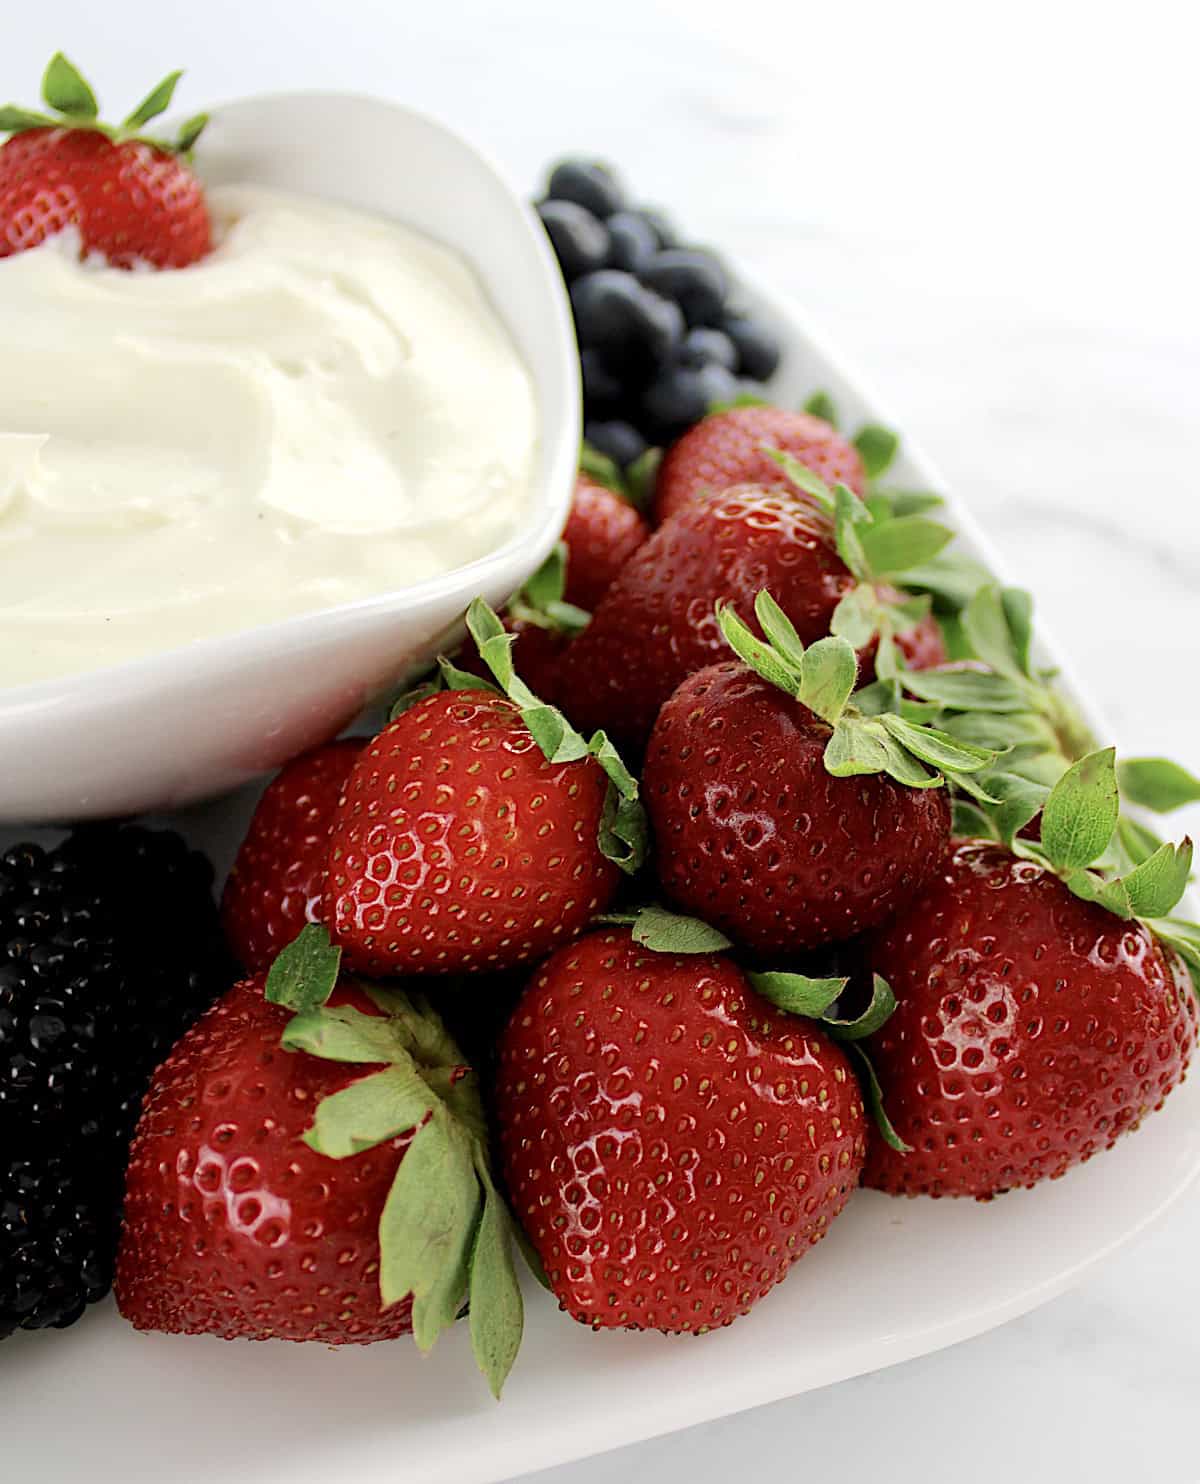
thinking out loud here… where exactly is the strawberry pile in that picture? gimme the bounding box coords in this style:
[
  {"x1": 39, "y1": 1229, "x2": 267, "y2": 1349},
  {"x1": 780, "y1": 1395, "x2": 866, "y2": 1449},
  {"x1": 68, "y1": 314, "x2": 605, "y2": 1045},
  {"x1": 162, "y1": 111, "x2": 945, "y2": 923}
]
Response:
[{"x1": 108, "y1": 397, "x2": 1200, "y2": 1397}]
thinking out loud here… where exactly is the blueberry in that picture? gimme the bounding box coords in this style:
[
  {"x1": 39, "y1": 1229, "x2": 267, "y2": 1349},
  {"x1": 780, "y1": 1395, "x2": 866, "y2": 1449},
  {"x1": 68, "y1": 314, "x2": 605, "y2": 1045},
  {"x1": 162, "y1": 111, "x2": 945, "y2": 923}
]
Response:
[
  {"x1": 536, "y1": 199, "x2": 610, "y2": 281},
  {"x1": 721, "y1": 314, "x2": 783, "y2": 381},
  {"x1": 584, "y1": 419, "x2": 648, "y2": 469},
  {"x1": 606, "y1": 211, "x2": 659, "y2": 274},
  {"x1": 641, "y1": 360, "x2": 740, "y2": 433},
  {"x1": 679, "y1": 327, "x2": 738, "y2": 371},
  {"x1": 571, "y1": 270, "x2": 685, "y2": 372},
  {"x1": 638, "y1": 207, "x2": 679, "y2": 250},
  {"x1": 641, "y1": 248, "x2": 729, "y2": 326},
  {"x1": 546, "y1": 159, "x2": 626, "y2": 219},
  {"x1": 580, "y1": 348, "x2": 625, "y2": 411}
]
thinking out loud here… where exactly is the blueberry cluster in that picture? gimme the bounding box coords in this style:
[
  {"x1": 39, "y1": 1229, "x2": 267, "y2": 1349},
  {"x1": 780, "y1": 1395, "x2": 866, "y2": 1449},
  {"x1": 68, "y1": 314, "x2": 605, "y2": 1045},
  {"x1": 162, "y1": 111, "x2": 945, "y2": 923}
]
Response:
[
  {"x1": 0, "y1": 827, "x2": 233, "y2": 1338},
  {"x1": 537, "y1": 159, "x2": 782, "y2": 466}
]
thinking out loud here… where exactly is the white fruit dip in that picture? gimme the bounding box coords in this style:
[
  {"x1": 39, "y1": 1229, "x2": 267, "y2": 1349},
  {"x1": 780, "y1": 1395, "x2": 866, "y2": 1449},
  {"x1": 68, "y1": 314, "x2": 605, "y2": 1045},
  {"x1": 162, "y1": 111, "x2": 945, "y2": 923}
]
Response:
[{"x1": 0, "y1": 184, "x2": 539, "y2": 686}]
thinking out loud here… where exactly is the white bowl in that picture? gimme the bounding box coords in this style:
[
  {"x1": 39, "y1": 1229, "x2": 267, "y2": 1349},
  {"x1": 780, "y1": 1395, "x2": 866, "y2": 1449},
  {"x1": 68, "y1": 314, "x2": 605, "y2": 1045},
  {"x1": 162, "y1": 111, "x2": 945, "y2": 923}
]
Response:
[
  {"x1": 5, "y1": 266, "x2": 1199, "y2": 1484},
  {"x1": 0, "y1": 92, "x2": 579, "y2": 825}
]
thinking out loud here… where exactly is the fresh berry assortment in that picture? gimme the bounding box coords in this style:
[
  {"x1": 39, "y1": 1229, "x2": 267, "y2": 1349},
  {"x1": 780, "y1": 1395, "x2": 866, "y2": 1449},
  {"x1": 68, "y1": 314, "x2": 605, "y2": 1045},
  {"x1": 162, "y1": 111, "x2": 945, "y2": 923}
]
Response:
[
  {"x1": 537, "y1": 155, "x2": 782, "y2": 461},
  {"x1": 3, "y1": 56, "x2": 1200, "y2": 1426}
]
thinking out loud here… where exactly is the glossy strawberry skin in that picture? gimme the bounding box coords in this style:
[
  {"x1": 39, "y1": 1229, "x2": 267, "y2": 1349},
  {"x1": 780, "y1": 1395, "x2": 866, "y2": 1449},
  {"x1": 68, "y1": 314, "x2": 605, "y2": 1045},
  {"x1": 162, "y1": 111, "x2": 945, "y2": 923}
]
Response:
[
  {"x1": 562, "y1": 475, "x2": 651, "y2": 611},
  {"x1": 645, "y1": 662, "x2": 952, "y2": 953},
  {"x1": 115, "y1": 978, "x2": 415, "y2": 1343},
  {"x1": 324, "y1": 690, "x2": 619, "y2": 975},
  {"x1": 496, "y1": 930, "x2": 866, "y2": 1333},
  {"x1": 863, "y1": 840, "x2": 1199, "y2": 1198},
  {"x1": 653, "y1": 405, "x2": 865, "y2": 526},
  {"x1": 221, "y1": 739, "x2": 366, "y2": 972},
  {"x1": 0, "y1": 128, "x2": 211, "y2": 268},
  {"x1": 555, "y1": 485, "x2": 855, "y2": 757}
]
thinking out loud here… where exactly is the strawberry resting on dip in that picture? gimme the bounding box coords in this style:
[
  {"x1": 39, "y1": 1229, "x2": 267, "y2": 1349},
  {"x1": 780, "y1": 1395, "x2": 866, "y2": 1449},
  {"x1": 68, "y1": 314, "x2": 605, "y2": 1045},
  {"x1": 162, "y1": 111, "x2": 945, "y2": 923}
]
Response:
[{"x1": 0, "y1": 55, "x2": 538, "y2": 689}]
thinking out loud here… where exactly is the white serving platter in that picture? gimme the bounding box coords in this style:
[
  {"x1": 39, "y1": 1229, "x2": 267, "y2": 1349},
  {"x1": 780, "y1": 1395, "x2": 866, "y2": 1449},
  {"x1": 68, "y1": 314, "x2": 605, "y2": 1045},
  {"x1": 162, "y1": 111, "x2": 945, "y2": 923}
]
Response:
[{"x1": 3, "y1": 222, "x2": 1199, "y2": 1484}]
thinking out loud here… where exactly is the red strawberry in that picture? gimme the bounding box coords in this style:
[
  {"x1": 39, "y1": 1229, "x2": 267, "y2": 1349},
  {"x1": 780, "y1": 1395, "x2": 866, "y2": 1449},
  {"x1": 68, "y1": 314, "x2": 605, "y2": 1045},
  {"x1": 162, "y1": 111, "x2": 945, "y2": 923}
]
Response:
[
  {"x1": 645, "y1": 660, "x2": 953, "y2": 952},
  {"x1": 555, "y1": 486, "x2": 854, "y2": 756},
  {"x1": 0, "y1": 57, "x2": 211, "y2": 269},
  {"x1": 116, "y1": 978, "x2": 417, "y2": 1343},
  {"x1": 324, "y1": 604, "x2": 642, "y2": 975},
  {"x1": 495, "y1": 927, "x2": 867, "y2": 1333},
  {"x1": 653, "y1": 405, "x2": 865, "y2": 525},
  {"x1": 221, "y1": 739, "x2": 365, "y2": 972},
  {"x1": 117, "y1": 937, "x2": 528, "y2": 1392},
  {"x1": 561, "y1": 473, "x2": 650, "y2": 610},
  {"x1": 862, "y1": 840, "x2": 1198, "y2": 1197}
]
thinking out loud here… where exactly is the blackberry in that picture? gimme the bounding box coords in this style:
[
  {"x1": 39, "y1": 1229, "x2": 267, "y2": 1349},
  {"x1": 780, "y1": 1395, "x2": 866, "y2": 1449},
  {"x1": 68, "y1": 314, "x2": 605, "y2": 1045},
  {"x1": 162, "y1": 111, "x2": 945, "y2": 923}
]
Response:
[{"x1": 0, "y1": 826, "x2": 233, "y2": 1338}]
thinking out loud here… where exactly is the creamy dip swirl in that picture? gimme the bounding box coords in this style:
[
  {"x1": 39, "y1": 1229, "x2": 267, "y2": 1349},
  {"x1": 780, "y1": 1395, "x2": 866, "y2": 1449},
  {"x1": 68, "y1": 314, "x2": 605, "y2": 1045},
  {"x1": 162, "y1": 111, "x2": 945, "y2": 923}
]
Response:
[{"x1": 0, "y1": 184, "x2": 538, "y2": 686}]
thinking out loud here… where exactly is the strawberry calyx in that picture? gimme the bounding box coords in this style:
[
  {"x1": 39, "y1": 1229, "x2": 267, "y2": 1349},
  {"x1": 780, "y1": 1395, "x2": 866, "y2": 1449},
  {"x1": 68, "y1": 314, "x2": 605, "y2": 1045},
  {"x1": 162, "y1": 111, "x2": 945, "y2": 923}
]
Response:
[
  {"x1": 579, "y1": 441, "x2": 659, "y2": 513},
  {"x1": 263, "y1": 925, "x2": 529, "y2": 1397},
  {"x1": 958, "y1": 745, "x2": 1200, "y2": 988},
  {"x1": 595, "y1": 904, "x2": 909, "y2": 1151},
  {"x1": 717, "y1": 591, "x2": 999, "y2": 792},
  {"x1": 0, "y1": 52, "x2": 207, "y2": 156},
  {"x1": 394, "y1": 597, "x2": 647, "y2": 874},
  {"x1": 506, "y1": 543, "x2": 590, "y2": 637}
]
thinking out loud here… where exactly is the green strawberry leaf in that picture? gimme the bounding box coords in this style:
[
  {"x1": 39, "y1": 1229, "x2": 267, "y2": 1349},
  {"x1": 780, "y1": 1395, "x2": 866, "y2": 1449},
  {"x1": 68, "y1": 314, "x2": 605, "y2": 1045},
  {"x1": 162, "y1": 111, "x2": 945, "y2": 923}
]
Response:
[
  {"x1": 624, "y1": 446, "x2": 661, "y2": 512},
  {"x1": 172, "y1": 112, "x2": 209, "y2": 155},
  {"x1": 264, "y1": 924, "x2": 342, "y2": 1013},
  {"x1": 1146, "y1": 918, "x2": 1200, "y2": 986},
  {"x1": 717, "y1": 600, "x2": 802, "y2": 695},
  {"x1": 833, "y1": 483, "x2": 871, "y2": 580},
  {"x1": 746, "y1": 971, "x2": 847, "y2": 1018},
  {"x1": 1001, "y1": 588, "x2": 1034, "y2": 677},
  {"x1": 847, "y1": 1044, "x2": 912, "y2": 1153},
  {"x1": 579, "y1": 440, "x2": 626, "y2": 495},
  {"x1": 598, "y1": 904, "x2": 733, "y2": 954},
  {"x1": 821, "y1": 974, "x2": 897, "y2": 1041},
  {"x1": 1117, "y1": 838, "x2": 1193, "y2": 920},
  {"x1": 521, "y1": 705, "x2": 592, "y2": 765},
  {"x1": 977, "y1": 771, "x2": 1048, "y2": 846},
  {"x1": 754, "y1": 590, "x2": 807, "y2": 669},
  {"x1": 899, "y1": 551, "x2": 995, "y2": 612},
  {"x1": 123, "y1": 69, "x2": 182, "y2": 129},
  {"x1": 707, "y1": 391, "x2": 770, "y2": 416},
  {"x1": 879, "y1": 490, "x2": 946, "y2": 517},
  {"x1": 852, "y1": 424, "x2": 900, "y2": 480},
  {"x1": 942, "y1": 709, "x2": 1059, "y2": 752},
  {"x1": 302, "y1": 1064, "x2": 438, "y2": 1159},
  {"x1": 437, "y1": 656, "x2": 499, "y2": 694},
  {"x1": 1117, "y1": 757, "x2": 1200, "y2": 813},
  {"x1": 390, "y1": 678, "x2": 444, "y2": 719},
  {"x1": 517, "y1": 543, "x2": 568, "y2": 612},
  {"x1": 952, "y1": 798, "x2": 996, "y2": 838},
  {"x1": 1116, "y1": 814, "x2": 1167, "y2": 869},
  {"x1": 379, "y1": 1114, "x2": 479, "y2": 1336},
  {"x1": 802, "y1": 389, "x2": 839, "y2": 426},
  {"x1": 42, "y1": 52, "x2": 98, "y2": 119},
  {"x1": 0, "y1": 105, "x2": 57, "y2": 133},
  {"x1": 899, "y1": 667, "x2": 1030, "y2": 713},
  {"x1": 877, "y1": 714, "x2": 996, "y2": 776},
  {"x1": 825, "y1": 717, "x2": 940, "y2": 788},
  {"x1": 281, "y1": 1003, "x2": 412, "y2": 1065},
  {"x1": 1040, "y1": 747, "x2": 1119, "y2": 871},
  {"x1": 830, "y1": 585, "x2": 882, "y2": 649},
  {"x1": 468, "y1": 1158, "x2": 525, "y2": 1400},
  {"x1": 800, "y1": 637, "x2": 859, "y2": 726},
  {"x1": 761, "y1": 446, "x2": 836, "y2": 516}
]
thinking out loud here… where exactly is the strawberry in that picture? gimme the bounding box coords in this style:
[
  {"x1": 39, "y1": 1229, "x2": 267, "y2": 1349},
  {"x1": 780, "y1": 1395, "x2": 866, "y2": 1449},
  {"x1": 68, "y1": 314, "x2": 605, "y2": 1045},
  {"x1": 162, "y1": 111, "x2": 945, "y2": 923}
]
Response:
[
  {"x1": 325, "y1": 600, "x2": 645, "y2": 976},
  {"x1": 116, "y1": 930, "x2": 528, "y2": 1393},
  {"x1": 495, "y1": 922, "x2": 871, "y2": 1333},
  {"x1": 221, "y1": 739, "x2": 366, "y2": 972},
  {"x1": 0, "y1": 54, "x2": 210, "y2": 269},
  {"x1": 561, "y1": 473, "x2": 650, "y2": 610},
  {"x1": 652, "y1": 404, "x2": 865, "y2": 525},
  {"x1": 861, "y1": 748, "x2": 1200, "y2": 1197},
  {"x1": 644, "y1": 595, "x2": 998, "y2": 953},
  {"x1": 555, "y1": 478, "x2": 951, "y2": 757}
]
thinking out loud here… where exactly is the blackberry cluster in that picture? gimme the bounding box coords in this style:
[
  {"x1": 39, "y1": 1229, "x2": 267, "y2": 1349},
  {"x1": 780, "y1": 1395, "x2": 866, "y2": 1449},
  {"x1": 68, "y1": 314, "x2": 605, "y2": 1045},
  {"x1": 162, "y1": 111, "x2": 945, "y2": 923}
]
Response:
[
  {"x1": 536, "y1": 157, "x2": 782, "y2": 467},
  {"x1": 0, "y1": 826, "x2": 233, "y2": 1339}
]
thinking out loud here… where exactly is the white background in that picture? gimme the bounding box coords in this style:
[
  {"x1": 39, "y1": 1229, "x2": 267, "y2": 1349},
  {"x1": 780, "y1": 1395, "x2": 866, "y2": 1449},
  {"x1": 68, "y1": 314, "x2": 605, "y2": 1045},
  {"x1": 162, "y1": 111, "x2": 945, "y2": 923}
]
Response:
[{"x1": 8, "y1": 3, "x2": 1200, "y2": 1480}]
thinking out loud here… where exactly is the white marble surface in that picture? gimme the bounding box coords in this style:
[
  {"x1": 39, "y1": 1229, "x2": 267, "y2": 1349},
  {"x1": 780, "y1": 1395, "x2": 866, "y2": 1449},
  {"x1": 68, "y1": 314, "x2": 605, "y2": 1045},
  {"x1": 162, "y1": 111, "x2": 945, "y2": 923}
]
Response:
[{"x1": 8, "y1": 3, "x2": 1200, "y2": 1480}]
